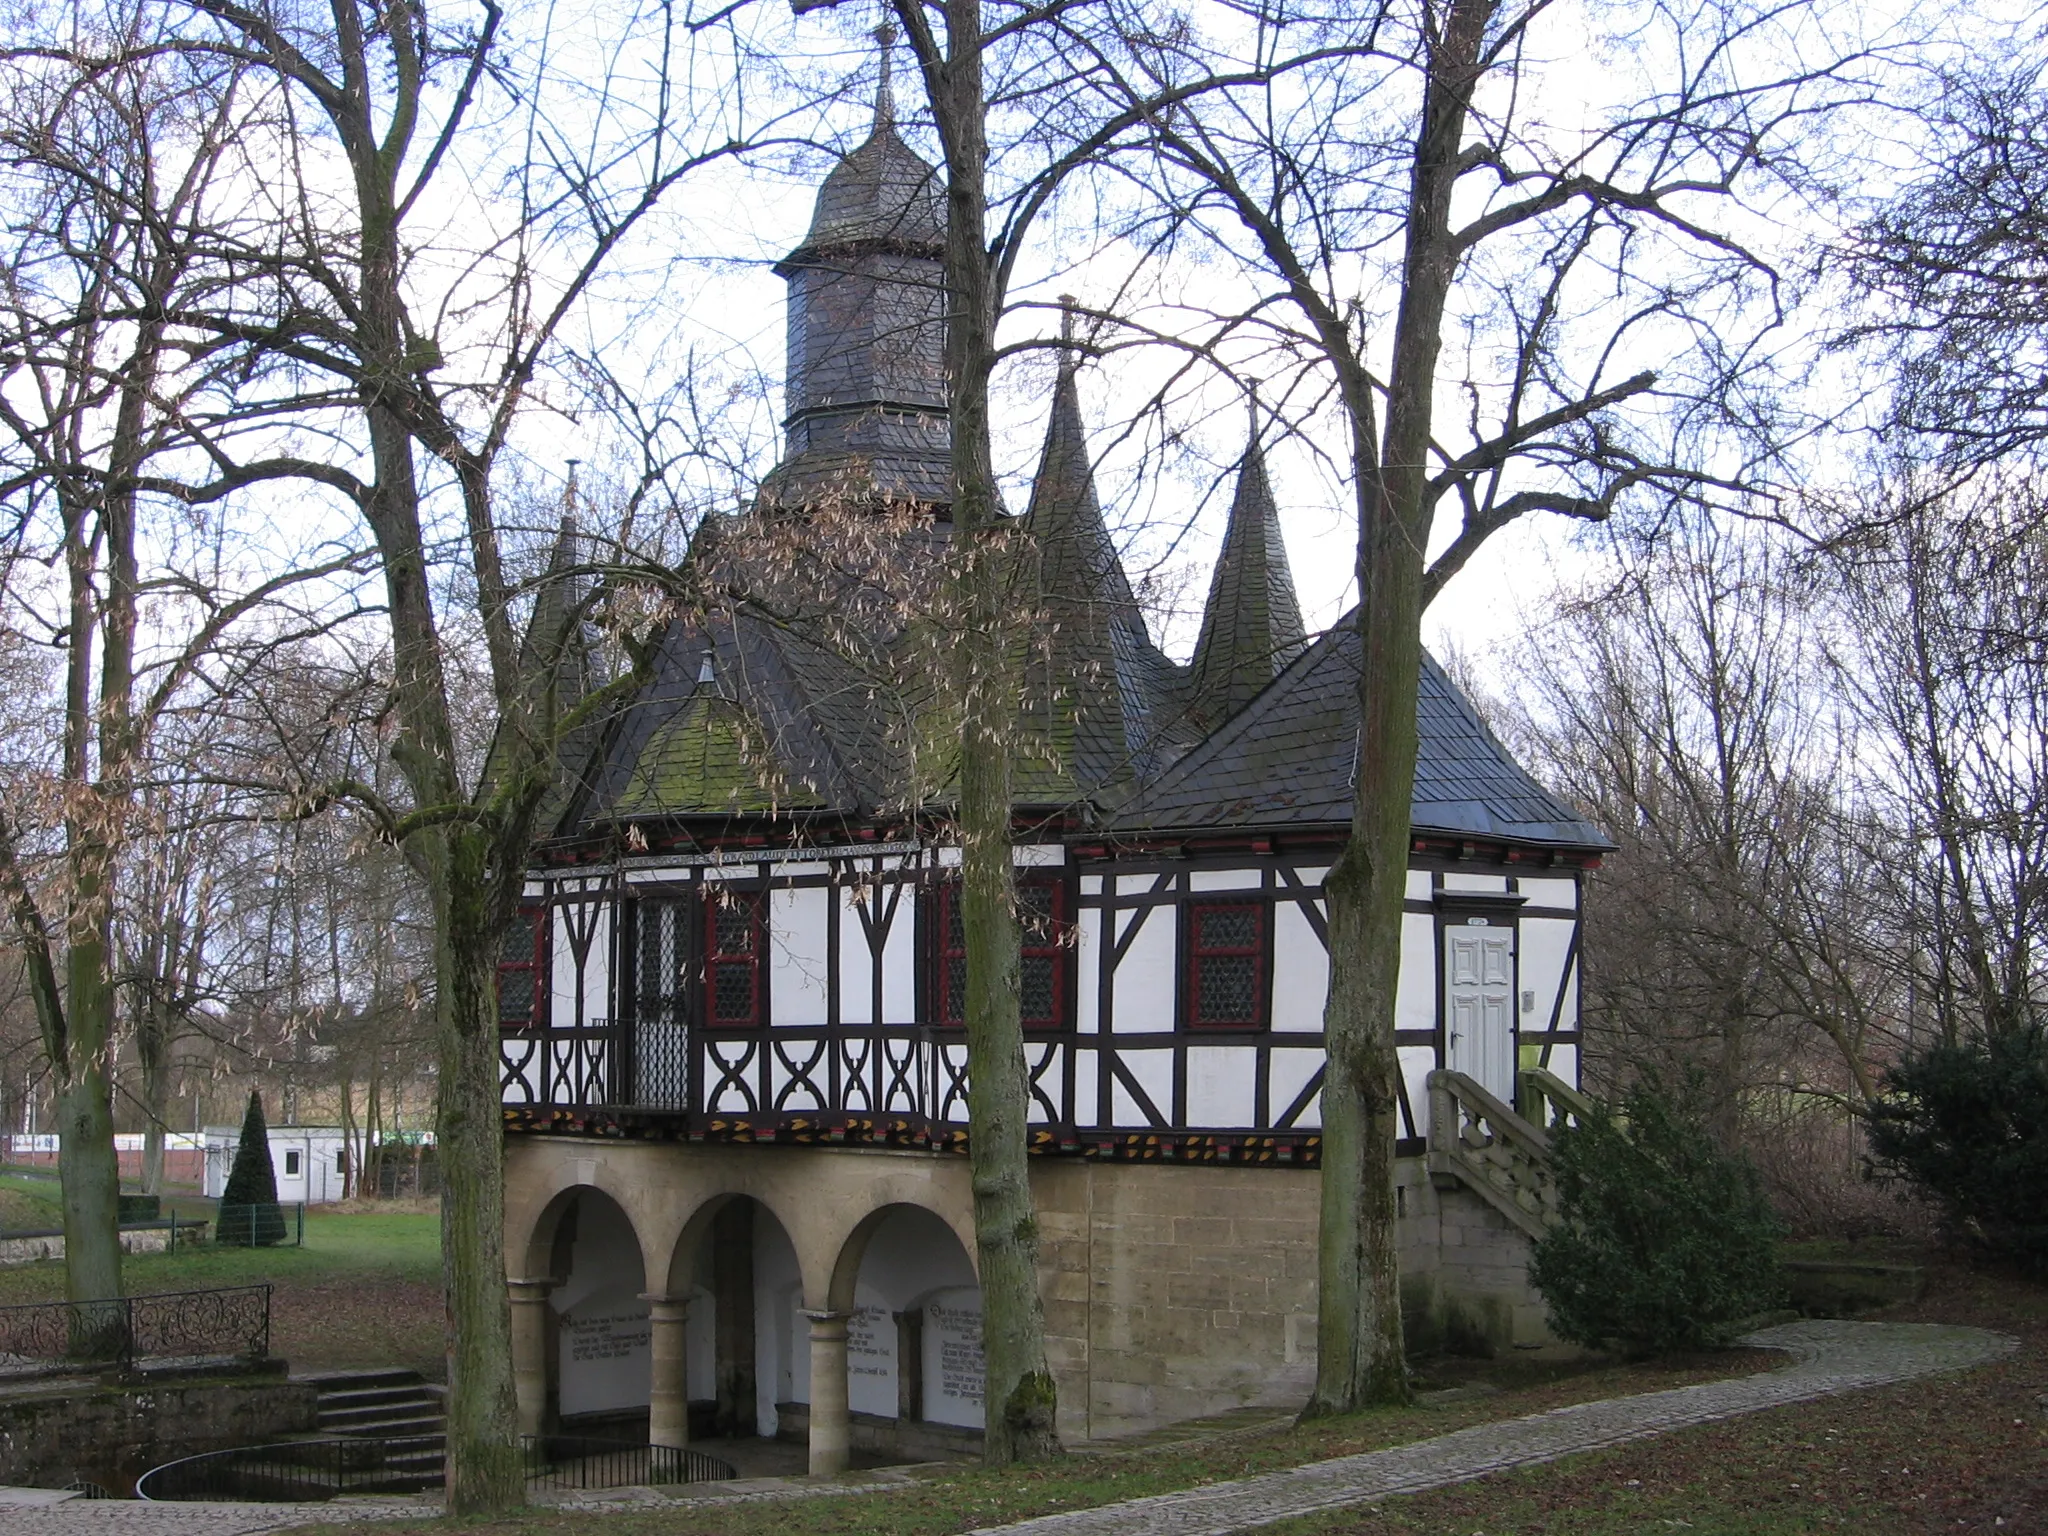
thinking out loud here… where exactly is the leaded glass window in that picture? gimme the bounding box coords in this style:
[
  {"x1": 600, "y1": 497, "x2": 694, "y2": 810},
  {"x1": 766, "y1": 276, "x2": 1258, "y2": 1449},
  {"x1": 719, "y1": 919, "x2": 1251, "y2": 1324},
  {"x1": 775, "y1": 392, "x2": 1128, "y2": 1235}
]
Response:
[
  {"x1": 935, "y1": 877, "x2": 1067, "y2": 1029},
  {"x1": 1186, "y1": 901, "x2": 1265, "y2": 1028},
  {"x1": 636, "y1": 900, "x2": 689, "y2": 1027},
  {"x1": 497, "y1": 907, "x2": 544, "y2": 1026},
  {"x1": 703, "y1": 892, "x2": 764, "y2": 1026}
]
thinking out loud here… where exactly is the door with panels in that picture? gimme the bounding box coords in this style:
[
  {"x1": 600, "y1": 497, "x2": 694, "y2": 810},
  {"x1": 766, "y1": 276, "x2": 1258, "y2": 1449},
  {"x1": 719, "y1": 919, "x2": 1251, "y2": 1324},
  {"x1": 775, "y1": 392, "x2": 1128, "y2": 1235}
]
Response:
[{"x1": 1443, "y1": 917, "x2": 1516, "y2": 1104}]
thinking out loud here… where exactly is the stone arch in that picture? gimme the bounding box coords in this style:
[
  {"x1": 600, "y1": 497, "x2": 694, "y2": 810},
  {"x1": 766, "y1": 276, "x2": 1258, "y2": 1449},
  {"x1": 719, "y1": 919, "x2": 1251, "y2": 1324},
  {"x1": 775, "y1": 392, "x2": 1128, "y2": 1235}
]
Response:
[
  {"x1": 512, "y1": 1160, "x2": 652, "y2": 1282},
  {"x1": 654, "y1": 1190, "x2": 810, "y2": 1442},
  {"x1": 509, "y1": 1183, "x2": 650, "y2": 1436},
  {"x1": 825, "y1": 1202, "x2": 983, "y2": 1437},
  {"x1": 823, "y1": 1193, "x2": 977, "y2": 1314}
]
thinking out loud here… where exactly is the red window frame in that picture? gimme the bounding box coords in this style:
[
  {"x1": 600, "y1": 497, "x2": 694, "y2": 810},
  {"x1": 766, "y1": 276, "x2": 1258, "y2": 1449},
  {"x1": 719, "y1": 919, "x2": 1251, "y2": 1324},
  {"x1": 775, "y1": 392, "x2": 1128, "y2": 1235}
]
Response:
[
  {"x1": 496, "y1": 905, "x2": 547, "y2": 1028},
  {"x1": 702, "y1": 890, "x2": 766, "y2": 1027},
  {"x1": 1184, "y1": 900, "x2": 1266, "y2": 1029},
  {"x1": 934, "y1": 877, "x2": 1068, "y2": 1030}
]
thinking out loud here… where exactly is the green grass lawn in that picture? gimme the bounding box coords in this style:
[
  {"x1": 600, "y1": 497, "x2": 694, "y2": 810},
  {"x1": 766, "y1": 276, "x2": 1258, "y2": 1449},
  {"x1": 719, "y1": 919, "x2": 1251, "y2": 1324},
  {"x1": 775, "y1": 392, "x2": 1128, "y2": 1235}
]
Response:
[
  {"x1": 0, "y1": 1175, "x2": 62, "y2": 1230},
  {"x1": 0, "y1": 1204, "x2": 444, "y2": 1377}
]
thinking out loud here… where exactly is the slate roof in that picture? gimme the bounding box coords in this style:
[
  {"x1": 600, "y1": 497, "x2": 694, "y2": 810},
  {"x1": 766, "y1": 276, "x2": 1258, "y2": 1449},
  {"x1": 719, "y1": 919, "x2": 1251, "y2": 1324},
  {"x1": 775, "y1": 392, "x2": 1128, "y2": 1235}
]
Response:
[
  {"x1": 1116, "y1": 614, "x2": 1611, "y2": 849},
  {"x1": 755, "y1": 411, "x2": 955, "y2": 515},
  {"x1": 1186, "y1": 438, "x2": 1306, "y2": 729},
  {"x1": 482, "y1": 514, "x2": 610, "y2": 833},
  {"x1": 563, "y1": 598, "x2": 914, "y2": 827},
  {"x1": 784, "y1": 96, "x2": 944, "y2": 258},
  {"x1": 1015, "y1": 366, "x2": 1193, "y2": 798},
  {"x1": 542, "y1": 80, "x2": 1598, "y2": 851},
  {"x1": 761, "y1": 86, "x2": 952, "y2": 516}
]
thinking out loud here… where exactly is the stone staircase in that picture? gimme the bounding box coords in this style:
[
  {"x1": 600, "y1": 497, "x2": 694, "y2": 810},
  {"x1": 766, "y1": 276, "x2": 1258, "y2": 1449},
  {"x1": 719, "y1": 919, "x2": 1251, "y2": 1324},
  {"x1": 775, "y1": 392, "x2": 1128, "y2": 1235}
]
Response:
[
  {"x1": 1424, "y1": 1067, "x2": 1593, "y2": 1237},
  {"x1": 299, "y1": 1367, "x2": 446, "y2": 1492}
]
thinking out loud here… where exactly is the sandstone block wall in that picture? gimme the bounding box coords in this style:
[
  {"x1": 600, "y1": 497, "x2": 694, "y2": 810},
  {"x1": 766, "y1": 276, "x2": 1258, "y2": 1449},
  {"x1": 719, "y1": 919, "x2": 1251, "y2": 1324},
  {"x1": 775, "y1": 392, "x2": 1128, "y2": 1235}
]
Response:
[
  {"x1": 0, "y1": 1374, "x2": 316, "y2": 1496},
  {"x1": 503, "y1": 1137, "x2": 1556, "y2": 1447}
]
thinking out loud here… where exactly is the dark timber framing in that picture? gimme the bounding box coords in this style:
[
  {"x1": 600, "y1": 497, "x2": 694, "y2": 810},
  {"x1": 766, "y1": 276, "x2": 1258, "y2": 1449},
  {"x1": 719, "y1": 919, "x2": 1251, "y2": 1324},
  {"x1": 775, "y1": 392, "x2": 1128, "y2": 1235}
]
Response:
[{"x1": 499, "y1": 829, "x2": 1592, "y2": 1169}]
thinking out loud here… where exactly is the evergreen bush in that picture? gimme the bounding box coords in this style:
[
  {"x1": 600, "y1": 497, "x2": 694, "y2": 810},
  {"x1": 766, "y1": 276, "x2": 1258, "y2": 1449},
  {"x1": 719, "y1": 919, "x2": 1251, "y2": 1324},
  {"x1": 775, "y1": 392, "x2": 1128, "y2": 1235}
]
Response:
[
  {"x1": 1864, "y1": 1023, "x2": 2048, "y2": 1272},
  {"x1": 216, "y1": 1090, "x2": 287, "y2": 1246},
  {"x1": 1530, "y1": 1082, "x2": 1784, "y2": 1355}
]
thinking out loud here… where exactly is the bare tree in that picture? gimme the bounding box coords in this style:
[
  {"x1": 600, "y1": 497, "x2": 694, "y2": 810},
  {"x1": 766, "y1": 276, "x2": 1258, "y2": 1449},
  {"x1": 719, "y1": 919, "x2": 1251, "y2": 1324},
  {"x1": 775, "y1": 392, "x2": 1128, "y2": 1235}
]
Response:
[
  {"x1": 0, "y1": 12, "x2": 354, "y2": 1304},
  {"x1": 1822, "y1": 474, "x2": 2048, "y2": 1046},
  {"x1": 1843, "y1": 58, "x2": 2048, "y2": 471},
  {"x1": 1074, "y1": 0, "x2": 1873, "y2": 1411},
  {"x1": 4, "y1": 0, "x2": 835, "y2": 1505},
  {"x1": 1506, "y1": 527, "x2": 1889, "y2": 1123}
]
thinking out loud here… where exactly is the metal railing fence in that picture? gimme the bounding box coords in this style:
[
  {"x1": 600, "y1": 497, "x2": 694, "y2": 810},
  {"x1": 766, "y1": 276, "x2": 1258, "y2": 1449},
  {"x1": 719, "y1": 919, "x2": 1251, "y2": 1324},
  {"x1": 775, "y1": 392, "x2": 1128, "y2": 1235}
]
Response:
[
  {"x1": 136, "y1": 1434, "x2": 739, "y2": 1501},
  {"x1": 0, "y1": 1284, "x2": 270, "y2": 1373},
  {"x1": 214, "y1": 1201, "x2": 305, "y2": 1247}
]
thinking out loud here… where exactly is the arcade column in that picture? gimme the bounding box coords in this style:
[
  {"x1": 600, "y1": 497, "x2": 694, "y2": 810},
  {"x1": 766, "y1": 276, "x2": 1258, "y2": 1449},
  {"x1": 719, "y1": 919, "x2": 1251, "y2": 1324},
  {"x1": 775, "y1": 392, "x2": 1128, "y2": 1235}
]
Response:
[{"x1": 804, "y1": 1309, "x2": 851, "y2": 1476}]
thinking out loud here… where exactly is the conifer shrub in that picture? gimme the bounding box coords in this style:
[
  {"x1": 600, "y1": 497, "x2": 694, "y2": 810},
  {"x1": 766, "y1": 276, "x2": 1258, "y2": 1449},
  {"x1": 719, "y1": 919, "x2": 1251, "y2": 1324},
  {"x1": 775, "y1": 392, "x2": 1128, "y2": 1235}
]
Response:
[
  {"x1": 1530, "y1": 1082, "x2": 1784, "y2": 1356},
  {"x1": 1864, "y1": 1023, "x2": 2048, "y2": 1272},
  {"x1": 216, "y1": 1090, "x2": 287, "y2": 1246}
]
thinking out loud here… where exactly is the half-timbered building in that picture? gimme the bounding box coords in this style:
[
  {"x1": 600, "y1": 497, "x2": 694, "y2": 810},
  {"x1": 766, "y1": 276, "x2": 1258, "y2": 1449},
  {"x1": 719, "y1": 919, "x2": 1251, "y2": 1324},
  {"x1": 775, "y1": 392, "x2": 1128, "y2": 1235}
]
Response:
[{"x1": 499, "y1": 78, "x2": 1610, "y2": 1471}]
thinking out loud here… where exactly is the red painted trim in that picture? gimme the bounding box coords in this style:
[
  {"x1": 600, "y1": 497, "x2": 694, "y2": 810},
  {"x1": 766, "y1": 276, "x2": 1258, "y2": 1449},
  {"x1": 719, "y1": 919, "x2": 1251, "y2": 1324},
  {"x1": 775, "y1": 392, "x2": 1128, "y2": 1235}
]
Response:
[
  {"x1": 1183, "y1": 899, "x2": 1266, "y2": 1029},
  {"x1": 702, "y1": 890, "x2": 766, "y2": 1027},
  {"x1": 496, "y1": 904, "x2": 548, "y2": 1029},
  {"x1": 934, "y1": 876, "x2": 1068, "y2": 1030}
]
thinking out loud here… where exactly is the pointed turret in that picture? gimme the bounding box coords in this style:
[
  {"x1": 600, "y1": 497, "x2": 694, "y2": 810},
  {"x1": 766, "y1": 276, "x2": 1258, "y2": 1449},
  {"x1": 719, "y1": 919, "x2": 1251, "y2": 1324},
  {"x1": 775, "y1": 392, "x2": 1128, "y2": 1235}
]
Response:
[
  {"x1": 761, "y1": 25, "x2": 951, "y2": 514},
  {"x1": 1018, "y1": 351, "x2": 1185, "y2": 798},
  {"x1": 492, "y1": 478, "x2": 609, "y2": 834},
  {"x1": 518, "y1": 499, "x2": 595, "y2": 706},
  {"x1": 1187, "y1": 430, "x2": 1305, "y2": 728}
]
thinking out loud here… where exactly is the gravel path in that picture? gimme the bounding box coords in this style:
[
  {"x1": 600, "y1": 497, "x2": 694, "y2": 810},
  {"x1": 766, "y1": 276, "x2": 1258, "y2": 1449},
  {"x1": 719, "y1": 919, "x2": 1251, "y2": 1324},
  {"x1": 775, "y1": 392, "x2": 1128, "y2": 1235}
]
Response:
[
  {"x1": 0, "y1": 1319, "x2": 2011, "y2": 1536},
  {"x1": 964, "y1": 1320, "x2": 2014, "y2": 1536}
]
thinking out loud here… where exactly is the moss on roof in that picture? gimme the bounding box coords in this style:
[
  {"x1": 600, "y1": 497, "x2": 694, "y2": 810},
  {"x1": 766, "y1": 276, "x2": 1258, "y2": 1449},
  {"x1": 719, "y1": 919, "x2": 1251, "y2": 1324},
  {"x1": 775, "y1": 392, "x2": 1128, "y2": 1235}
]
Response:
[{"x1": 610, "y1": 692, "x2": 825, "y2": 817}]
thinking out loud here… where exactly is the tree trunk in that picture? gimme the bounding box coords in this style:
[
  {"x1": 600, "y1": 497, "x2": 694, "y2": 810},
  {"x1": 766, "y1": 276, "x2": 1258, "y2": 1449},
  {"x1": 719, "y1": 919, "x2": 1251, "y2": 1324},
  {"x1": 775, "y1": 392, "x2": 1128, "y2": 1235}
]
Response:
[
  {"x1": 138, "y1": 1000, "x2": 172, "y2": 1197},
  {"x1": 57, "y1": 925, "x2": 125, "y2": 1308},
  {"x1": 337, "y1": 1071, "x2": 358, "y2": 1202},
  {"x1": 908, "y1": 0, "x2": 1061, "y2": 1463},
  {"x1": 433, "y1": 828, "x2": 523, "y2": 1511},
  {"x1": 1307, "y1": 0, "x2": 1496, "y2": 1418},
  {"x1": 365, "y1": 1052, "x2": 384, "y2": 1199}
]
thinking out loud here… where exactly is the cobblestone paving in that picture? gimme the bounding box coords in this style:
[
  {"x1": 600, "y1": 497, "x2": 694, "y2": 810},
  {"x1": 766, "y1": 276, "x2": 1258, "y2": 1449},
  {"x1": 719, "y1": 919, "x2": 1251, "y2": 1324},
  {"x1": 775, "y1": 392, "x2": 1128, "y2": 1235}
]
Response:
[
  {"x1": 0, "y1": 1495, "x2": 430, "y2": 1535},
  {"x1": 966, "y1": 1321, "x2": 2014, "y2": 1536},
  {"x1": 0, "y1": 1320, "x2": 2010, "y2": 1536}
]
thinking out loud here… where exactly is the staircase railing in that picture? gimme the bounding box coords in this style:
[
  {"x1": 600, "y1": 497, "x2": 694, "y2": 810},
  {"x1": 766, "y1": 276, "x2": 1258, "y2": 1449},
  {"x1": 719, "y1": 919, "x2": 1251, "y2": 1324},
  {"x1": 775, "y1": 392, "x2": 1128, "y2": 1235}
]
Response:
[
  {"x1": 1516, "y1": 1066, "x2": 1597, "y2": 1135},
  {"x1": 1426, "y1": 1070, "x2": 1558, "y2": 1239}
]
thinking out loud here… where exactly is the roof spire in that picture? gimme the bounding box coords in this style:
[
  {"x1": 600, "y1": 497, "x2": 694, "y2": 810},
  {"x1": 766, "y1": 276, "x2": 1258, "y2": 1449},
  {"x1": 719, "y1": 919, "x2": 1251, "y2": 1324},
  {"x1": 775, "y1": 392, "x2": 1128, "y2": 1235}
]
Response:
[
  {"x1": 872, "y1": 21, "x2": 898, "y2": 131},
  {"x1": 1188, "y1": 410, "x2": 1307, "y2": 728},
  {"x1": 1057, "y1": 293, "x2": 1084, "y2": 381}
]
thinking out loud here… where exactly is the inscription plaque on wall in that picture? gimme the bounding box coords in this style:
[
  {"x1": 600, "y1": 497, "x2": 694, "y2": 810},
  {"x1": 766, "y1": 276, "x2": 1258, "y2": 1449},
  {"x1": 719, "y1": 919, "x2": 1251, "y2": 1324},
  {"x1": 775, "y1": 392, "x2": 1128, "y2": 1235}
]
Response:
[
  {"x1": 924, "y1": 1292, "x2": 984, "y2": 1428},
  {"x1": 559, "y1": 1304, "x2": 651, "y2": 1415},
  {"x1": 846, "y1": 1302, "x2": 896, "y2": 1418}
]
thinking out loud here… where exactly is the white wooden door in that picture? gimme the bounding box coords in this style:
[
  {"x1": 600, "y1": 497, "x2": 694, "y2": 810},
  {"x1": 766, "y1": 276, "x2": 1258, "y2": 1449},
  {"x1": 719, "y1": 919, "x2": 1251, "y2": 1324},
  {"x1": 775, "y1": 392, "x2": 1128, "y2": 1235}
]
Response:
[{"x1": 1444, "y1": 923, "x2": 1516, "y2": 1104}]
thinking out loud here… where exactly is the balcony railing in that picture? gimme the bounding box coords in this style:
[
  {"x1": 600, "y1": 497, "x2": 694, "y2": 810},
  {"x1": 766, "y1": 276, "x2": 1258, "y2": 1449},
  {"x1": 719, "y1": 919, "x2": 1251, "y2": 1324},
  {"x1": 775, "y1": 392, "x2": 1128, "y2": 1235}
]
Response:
[{"x1": 502, "y1": 1019, "x2": 1039, "y2": 1131}]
